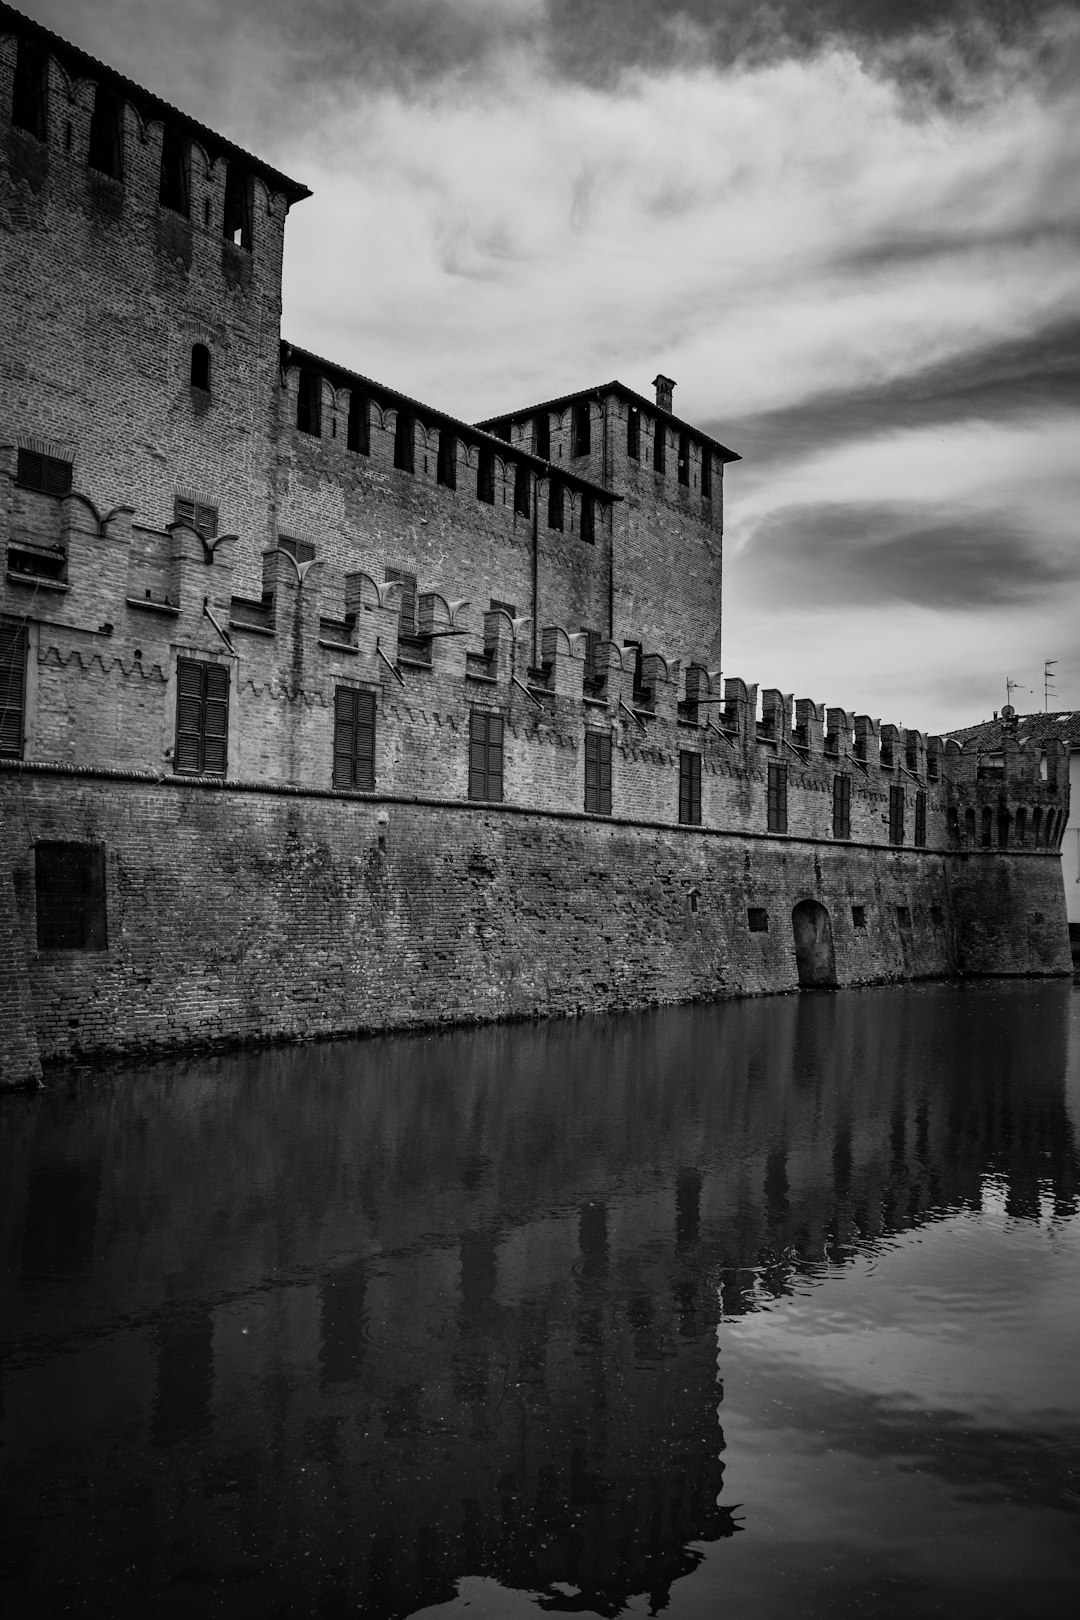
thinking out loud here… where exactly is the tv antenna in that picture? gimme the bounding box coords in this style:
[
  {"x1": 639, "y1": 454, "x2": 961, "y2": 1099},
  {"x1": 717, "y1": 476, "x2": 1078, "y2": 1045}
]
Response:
[
  {"x1": 1004, "y1": 675, "x2": 1028, "y2": 707},
  {"x1": 1044, "y1": 659, "x2": 1057, "y2": 711}
]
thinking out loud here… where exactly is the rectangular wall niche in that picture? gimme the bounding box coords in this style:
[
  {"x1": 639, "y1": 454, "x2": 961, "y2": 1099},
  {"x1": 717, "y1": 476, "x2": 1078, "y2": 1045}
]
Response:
[{"x1": 35, "y1": 842, "x2": 108, "y2": 950}]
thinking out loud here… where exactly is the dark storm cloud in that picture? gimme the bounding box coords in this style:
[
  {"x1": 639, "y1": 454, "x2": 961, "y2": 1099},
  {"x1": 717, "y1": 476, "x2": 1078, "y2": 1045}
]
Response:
[
  {"x1": 27, "y1": 0, "x2": 1080, "y2": 137},
  {"x1": 719, "y1": 318, "x2": 1080, "y2": 471},
  {"x1": 735, "y1": 500, "x2": 1080, "y2": 612}
]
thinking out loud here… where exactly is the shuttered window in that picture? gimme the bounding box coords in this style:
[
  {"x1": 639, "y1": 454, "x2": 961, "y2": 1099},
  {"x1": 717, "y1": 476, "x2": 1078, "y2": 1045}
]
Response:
[
  {"x1": 385, "y1": 568, "x2": 417, "y2": 636},
  {"x1": 16, "y1": 449, "x2": 72, "y2": 497},
  {"x1": 889, "y1": 784, "x2": 906, "y2": 846},
  {"x1": 175, "y1": 658, "x2": 229, "y2": 776},
  {"x1": 679, "y1": 750, "x2": 701, "y2": 825},
  {"x1": 333, "y1": 687, "x2": 375, "y2": 790},
  {"x1": 469, "y1": 711, "x2": 503, "y2": 802},
  {"x1": 1, "y1": 616, "x2": 28, "y2": 758},
  {"x1": 585, "y1": 731, "x2": 612, "y2": 816},
  {"x1": 767, "y1": 762, "x2": 787, "y2": 833},
  {"x1": 914, "y1": 790, "x2": 927, "y2": 847},
  {"x1": 174, "y1": 496, "x2": 218, "y2": 538},
  {"x1": 35, "y1": 843, "x2": 108, "y2": 951},
  {"x1": 832, "y1": 773, "x2": 851, "y2": 839}
]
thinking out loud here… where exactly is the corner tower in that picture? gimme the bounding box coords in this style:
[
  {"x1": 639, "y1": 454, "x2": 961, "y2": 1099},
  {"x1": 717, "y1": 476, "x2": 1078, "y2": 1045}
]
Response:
[
  {"x1": 477, "y1": 376, "x2": 738, "y2": 670},
  {"x1": 0, "y1": 4, "x2": 309, "y2": 564}
]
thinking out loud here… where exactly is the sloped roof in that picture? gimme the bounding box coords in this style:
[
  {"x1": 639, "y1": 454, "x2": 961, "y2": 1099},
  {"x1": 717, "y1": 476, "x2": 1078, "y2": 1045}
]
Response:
[
  {"x1": 945, "y1": 710, "x2": 1080, "y2": 751},
  {"x1": 281, "y1": 343, "x2": 620, "y2": 501},
  {"x1": 476, "y1": 380, "x2": 741, "y2": 463},
  {"x1": 0, "y1": 2, "x2": 311, "y2": 205}
]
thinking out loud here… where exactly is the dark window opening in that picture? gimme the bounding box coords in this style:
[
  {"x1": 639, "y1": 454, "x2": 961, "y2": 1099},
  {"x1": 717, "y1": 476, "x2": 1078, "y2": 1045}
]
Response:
[
  {"x1": 348, "y1": 394, "x2": 369, "y2": 455},
  {"x1": 930, "y1": 904, "x2": 944, "y2": 928},
  {"x1": 688, "y1": 889, "x2": 699, "y2": 913},
  {"x1": 1, "y1": 616, "x2": 29, "y2": 758},
  {"x1": 627, "y1": 407, "x2": 640, "y2": 461},
  {"x1": 678, "y1": 430, "x2": 690, "y2": 486},
  {"x1": 477, "y1": 448, "x2": 495, "y2": 504},
  {"x1": 547, "y1": 477, "x2": 564, "y2": 531},
  {"x1": 534, "y1": 413, "x2": 550, "y2": 460},
  {"x1": 16, "y1": 448, "x2": 72, "y2": 497},
  {"x1": 1015, "y1": 807, "x2": 1028, "y2": 845},
  {"x1": 7, "y1": 543, "x2": 65, "y2": 583},
  {"x1": 571, "y1": 401, "x2": 591, "y2": 459},
  {"x1": 158, "y1": 127, "x2": 191, "y2": 216},
  {"x1": 896, "y1": 905, "x2": 912, "y2": 929},
  {"x1": 585, "y1": 731, "x2": 612, "y2": 816},
  {"x1": 296, "y1": 368, "x2": 321, "y2": 436},
  {"x1": 491, "y1": 422, "x2": 511, "y2": 442},
  {"x1": 624, "y1": 640, "x2": 645, "y2": 703},
  {"x1": 653, "y1": 418, "x2": 666, "y2": 474},
  {"x1": 889, "y1": 784, "x2": 905, "y2": 845},
  {"x1": 513, "y1": 462, "x2": 530, "y2": 518},
  {"x1": 905, "y1": 739, "x2": 919, "y2": 773},
  {"x1": 222, "y1": 162, "x2": 253, "y2": 249},
  {"x1": 965, "y1": 805, "x2": 977, "y2": 844},
  {"x1": 175, "y1": 657, "x2": 229, "y2": 776},
  {"x1": 851, "y1": 904, "x2": 867, "y2": 930},
  {"x1": 189, "y1": 343, "x2": 211, "y2": 392},
  {"x1": 490, "y1": 598, "x2": 517, "y2": 620},
  {"x1": 12, "y1": 39, "x2": 47, "y2": 139},
  {"x1": 701, "y1": 449, "x2": 712, "y2": 500},
  {"x1": 914, "y1": 790, "x2": 927, "y2": 847},
  {"x1": 174, "y1": 496, "x2": 217, "y2": 538},
  {"x1": 35, "y1": 843, "x2": 107, "y2": 951},
  {"x1": 997, "y1": 807, "x2": 1010, "y2": 848},
  {"x1": 582, "y1": 628, "x2": 603, "y2": 691},
  {"x1": 832, "y1": 772, "x2": 851, "y2": 839},
  {"x1": 880, "y1": 734, "x2": 895, "y2": 769},
  {"x1": 579, "y1": 492, "x2": 595, "y2": 543},
  {"x1": 87, "y1": 85, "x2": 123, "y2": 179},
  {"x1": 385, "y1": 568, "x2": 417, "y2": 636},
  {"x1": 203, "y1": 195, "x2": 211, "y2": 227},
  {"x1": 679, "y1": 751, "x2": 702, "y2": 825},
  {"x1": 981, "y1": 806, "x2": 993, "y2": 847},
  {"x1": 437, "y1": 428, "x2": 456, "y2": 488},
  {"x1": 767, "y1": 762, "x2": 788, "y2": 834},
  {"x1": 469, "y1": 710, "x2": 504, "y2": 802},
  {"x1": 747, "y1": 907, "x2": 769, "y2": 933},
  {"x1": 277, "y1": 535, "x2": 315, "y2": 564},
  {"x1": 333, "y1": 686, "x2": 375, "y2": 791}
]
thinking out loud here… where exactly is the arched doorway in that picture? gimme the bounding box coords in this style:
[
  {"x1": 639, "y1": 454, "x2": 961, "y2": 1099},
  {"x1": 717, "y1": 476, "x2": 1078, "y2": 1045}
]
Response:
[{"x1": 792, "y1": 899, "x2": 837, "y2": 989}]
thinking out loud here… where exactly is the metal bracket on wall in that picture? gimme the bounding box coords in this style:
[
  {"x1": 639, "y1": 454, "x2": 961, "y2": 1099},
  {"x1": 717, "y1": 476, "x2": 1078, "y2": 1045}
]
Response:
[
  {"x1": 512, "y1": 675, "x2": 544, "y2": 712},
  {"x1": 376, "y1": 638, "x2": 406, "y2": 687},
  {"x1": 203, "y1": 598, "x2": 235, "y2": 654},
  {"x1": 619, "y1": 697, "x2": 647, "y2": 732}
]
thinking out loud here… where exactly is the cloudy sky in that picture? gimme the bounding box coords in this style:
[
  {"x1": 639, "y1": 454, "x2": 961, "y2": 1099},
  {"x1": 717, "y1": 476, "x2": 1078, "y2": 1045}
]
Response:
[{"x1": 29, "y1": 0, "x2": 1080, "y2": 731}]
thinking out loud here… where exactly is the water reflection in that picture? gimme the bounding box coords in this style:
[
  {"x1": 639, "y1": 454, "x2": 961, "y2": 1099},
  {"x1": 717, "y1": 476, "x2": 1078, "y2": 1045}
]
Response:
[{"x1": 0, "y1": 983, "x2": 1077, "y2": 1617}]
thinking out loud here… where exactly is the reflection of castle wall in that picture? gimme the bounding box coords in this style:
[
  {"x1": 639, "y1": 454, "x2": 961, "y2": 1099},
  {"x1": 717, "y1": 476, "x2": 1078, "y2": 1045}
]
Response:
[{"x1": 1, "y1": 986, "x2": 1075, "y2": 1613}]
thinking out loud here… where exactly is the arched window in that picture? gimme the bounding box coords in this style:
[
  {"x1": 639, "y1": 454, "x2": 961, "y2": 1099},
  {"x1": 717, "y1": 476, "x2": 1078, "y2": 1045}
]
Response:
[
  {"x1": 981, "y1": 806, "x2": 993, "y2": 847},
  {"x1": 997, "y1": 807, "x2": 1010, "y2": 848},
  {"x1": 394, "y1": 411, "x2": 414, "y2": 472},
  {"x1": 964, "y1": 806, "x2": 976, "y2": 845},
  {"x1": 296, "y1": 368, "x2": 321, "y2": 436},
  {"x1": 1015, "y1": 807, "x2": 1027, "y2": 845},
  {"x1": 190, "y1": 343, "x2": 211, "y2": 392},
  {"x1": 1032, "y1": 806, "x2": 1043, "y2": 847},
  {"x1": 87, "y1": 85, "x2": 123, "y2": 179}
]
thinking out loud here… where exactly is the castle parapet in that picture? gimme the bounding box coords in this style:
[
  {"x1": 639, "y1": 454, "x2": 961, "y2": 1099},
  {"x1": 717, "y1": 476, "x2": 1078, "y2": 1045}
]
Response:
[
  {"x1": 825, "y1": 708, "x2": 854, "y2": 763},
  {"x1": 793, "y1": 698, "x2": 824, "y2": 757},
  {"x1": 723, "y1": 678, "x2": 756, "y2": 750},
  {"x1": 539, "y1": 625, "x2": 587, "y2": 700},
  {"x1": 854, "y1": 715, "x2": 881, "y2": 779},
  {"x1": 640, "y1": 654, "x2": 680, "y2": 723},
  {"x1": 759, "y1": 689, "x2": 791, "y2": 748}
]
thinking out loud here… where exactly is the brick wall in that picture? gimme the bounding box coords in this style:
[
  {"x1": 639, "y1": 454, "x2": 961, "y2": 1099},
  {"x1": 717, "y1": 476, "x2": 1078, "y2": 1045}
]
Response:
[{"x1": 0, "y1": 767, "x2": 1071, "y2": 1076}]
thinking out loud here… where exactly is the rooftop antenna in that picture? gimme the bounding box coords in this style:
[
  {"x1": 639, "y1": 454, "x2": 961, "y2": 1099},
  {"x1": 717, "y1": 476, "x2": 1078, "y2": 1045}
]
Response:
[
  {"x1": 1044, "y1": 658, "x2": 1057, "y2": 711},
  {"x1": 1005, "y1": 675, "x2": 1028, "y2": 707}
]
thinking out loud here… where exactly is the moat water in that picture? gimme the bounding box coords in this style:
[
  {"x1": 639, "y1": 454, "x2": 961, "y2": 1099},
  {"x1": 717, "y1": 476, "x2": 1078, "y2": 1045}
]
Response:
[{"x1": 2, "y1": 983, "x2": 1079, "y2": 1618}]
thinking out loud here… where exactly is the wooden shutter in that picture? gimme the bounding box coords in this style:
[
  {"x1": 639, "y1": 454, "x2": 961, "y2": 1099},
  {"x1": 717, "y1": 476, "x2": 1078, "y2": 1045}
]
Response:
[
  {"x1": 469, "y1": 711, "x2": 503, "y2": 802},
  {"x1": 833, "y1": 773, "x2": 850, "y2": 839},
  {"x1": 768, "y1": 763, "x2": 787, "y2": 833},
  {"x1": 333, "y1": 687, "x2": 375, "y2": 790},
  {"x1": 890, "y1": 785, "x2": 905, "y2": 845},
  {"x1": 914, "y1": 791, "x2": 927, "y2": 847},
  {"x1": 386, "y1": 569, "x2": 417, "y2": 635},
  {"x1": 585, "y1": 732, "x2": 611, "y2": 815},
  {"x1": 0, "y1": 617, "x2": 28, "y2": 757},
  {"x1": 175, "y1": 658, "x2": 229, "y2": 776},
  {"x1": 679, "y1": 751, "x2": 701, "y2": 825}
]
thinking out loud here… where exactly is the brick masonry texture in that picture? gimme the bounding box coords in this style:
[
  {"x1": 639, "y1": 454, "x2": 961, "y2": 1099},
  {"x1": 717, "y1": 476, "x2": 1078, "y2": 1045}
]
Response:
[
  {"x1": 0, "y1": 7, "x2": 1072, "y2": 1081},
  {"x1": 2, "y1": 770, "x2": 1071, "y2": 1070}
]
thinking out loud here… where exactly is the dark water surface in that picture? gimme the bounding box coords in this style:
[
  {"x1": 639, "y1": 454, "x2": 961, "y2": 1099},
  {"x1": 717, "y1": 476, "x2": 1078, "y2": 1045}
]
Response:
[{"x1": 2, "y1": 983, "x2": 1079, "y2": 1618}]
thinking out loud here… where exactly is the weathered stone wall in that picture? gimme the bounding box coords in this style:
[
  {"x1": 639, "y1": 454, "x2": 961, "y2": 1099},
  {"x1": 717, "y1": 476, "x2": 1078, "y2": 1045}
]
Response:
[{"x1": 0, "y1": 766, "x2": 1070, "y2": 1075}]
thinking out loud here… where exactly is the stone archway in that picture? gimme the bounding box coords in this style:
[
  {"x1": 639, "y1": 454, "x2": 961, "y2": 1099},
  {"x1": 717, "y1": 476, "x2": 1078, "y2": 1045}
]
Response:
[{"x1": 792, "y1": 899, "x2": 837, "y2": 989}]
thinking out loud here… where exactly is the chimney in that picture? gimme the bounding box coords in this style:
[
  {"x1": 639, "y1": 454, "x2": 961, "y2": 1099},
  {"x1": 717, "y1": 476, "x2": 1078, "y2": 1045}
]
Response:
[{"x1": 653, "y1": 374, "x2": 675, "y2": 414}]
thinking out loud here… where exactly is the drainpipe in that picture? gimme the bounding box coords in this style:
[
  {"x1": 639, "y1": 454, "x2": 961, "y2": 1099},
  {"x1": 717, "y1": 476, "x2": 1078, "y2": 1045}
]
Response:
[
  {"x1": 531, "y1": 468, "x2": 539, "y2": 669},
  {"x1": 602, "y1": 394, "x2": 614, "y2": 642}
]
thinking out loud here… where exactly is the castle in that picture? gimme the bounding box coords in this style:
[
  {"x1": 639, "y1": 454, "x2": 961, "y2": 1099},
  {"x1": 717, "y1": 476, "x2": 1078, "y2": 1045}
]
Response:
[{"x1": 0, "y1": 4, "x2": 1071, "y2": 1087}]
